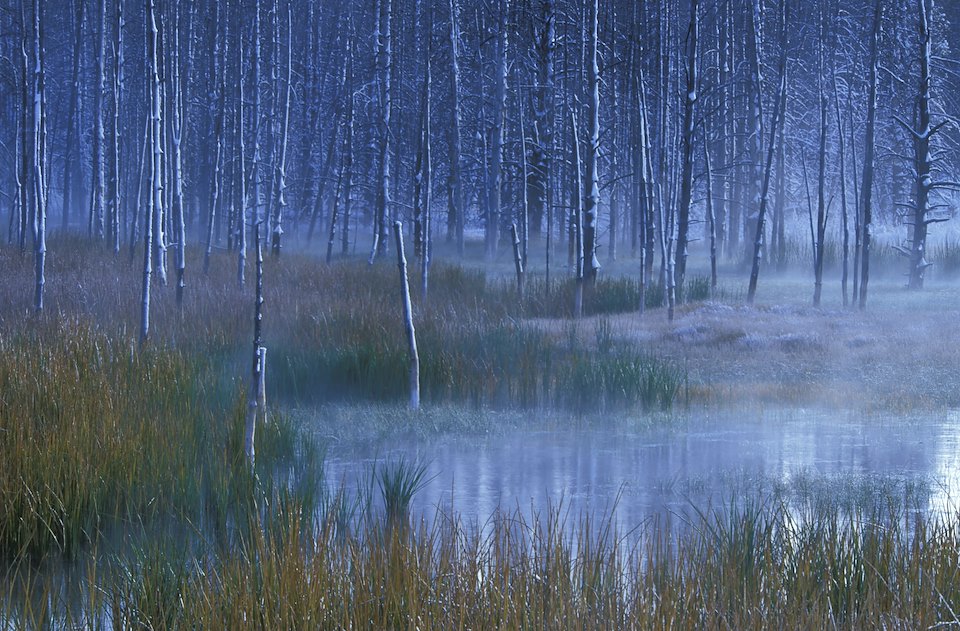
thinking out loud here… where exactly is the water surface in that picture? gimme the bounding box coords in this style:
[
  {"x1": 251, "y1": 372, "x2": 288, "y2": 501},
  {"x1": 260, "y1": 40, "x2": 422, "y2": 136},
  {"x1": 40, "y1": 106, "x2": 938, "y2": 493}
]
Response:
[{"x1": 323, "y1": 409, "x2": 960, "y2": 529}]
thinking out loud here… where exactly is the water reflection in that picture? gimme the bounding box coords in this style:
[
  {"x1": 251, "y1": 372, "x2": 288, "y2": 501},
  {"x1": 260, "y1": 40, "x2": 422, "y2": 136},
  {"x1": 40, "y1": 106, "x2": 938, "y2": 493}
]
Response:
[{"x1": 323, "y1": 409, "x2": 960, "y2": 530}]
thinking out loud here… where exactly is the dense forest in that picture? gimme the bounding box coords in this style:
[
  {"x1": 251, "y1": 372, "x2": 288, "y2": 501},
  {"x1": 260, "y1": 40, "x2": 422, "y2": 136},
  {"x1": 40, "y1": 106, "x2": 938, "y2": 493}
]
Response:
[
  {"x1": 7, "y1": 1, "x2": 960, "y2": 627},
  {"x1": 2, "y1": 0, "x2": 959, "y2": 315}
]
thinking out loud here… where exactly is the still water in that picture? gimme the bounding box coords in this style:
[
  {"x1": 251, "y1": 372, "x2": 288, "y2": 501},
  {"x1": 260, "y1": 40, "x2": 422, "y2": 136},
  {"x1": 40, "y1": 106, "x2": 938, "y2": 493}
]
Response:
[{"x1": 323, "y1": 409, "x2": 960, "y2": 529}]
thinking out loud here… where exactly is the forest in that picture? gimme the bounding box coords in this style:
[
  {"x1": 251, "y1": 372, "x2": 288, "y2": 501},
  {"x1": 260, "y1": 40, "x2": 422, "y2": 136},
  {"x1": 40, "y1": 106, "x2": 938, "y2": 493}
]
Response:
[{"x1": 3, "y1": 0, "x2": 960, "y2": 627}]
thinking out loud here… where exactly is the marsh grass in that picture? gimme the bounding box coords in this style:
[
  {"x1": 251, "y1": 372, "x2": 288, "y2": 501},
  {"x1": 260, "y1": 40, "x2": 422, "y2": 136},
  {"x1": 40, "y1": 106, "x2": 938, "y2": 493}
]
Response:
[
  {"x1": 9, "y1": 486, "x2": 960, "y2": 629},
  {"x1": 376, "y1": 458, "x2": 433, "y2": 530},
  {"x1": 0, "y1": 239, "x2": 684, "y2": 415},
  {"x1": 9, "y1": 238, "x2": 960, "y2": 627}
]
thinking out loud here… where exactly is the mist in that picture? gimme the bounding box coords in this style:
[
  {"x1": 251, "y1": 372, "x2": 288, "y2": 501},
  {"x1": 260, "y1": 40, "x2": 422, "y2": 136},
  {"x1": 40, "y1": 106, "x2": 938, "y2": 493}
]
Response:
[{"x1": 2, "y1": 0, "x2": 960, "y2": 626}]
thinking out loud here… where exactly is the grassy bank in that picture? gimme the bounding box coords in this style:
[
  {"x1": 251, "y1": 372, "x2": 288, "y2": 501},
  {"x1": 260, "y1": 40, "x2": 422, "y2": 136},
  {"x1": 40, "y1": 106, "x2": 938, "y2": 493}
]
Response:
[{"x1": 0, "y1": 240, "x2": 686, "y2": 414}]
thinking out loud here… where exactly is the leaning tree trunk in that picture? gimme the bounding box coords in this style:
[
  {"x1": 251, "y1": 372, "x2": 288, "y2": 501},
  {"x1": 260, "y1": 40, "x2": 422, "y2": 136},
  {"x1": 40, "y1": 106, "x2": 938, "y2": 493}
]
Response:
[
  {"x1": 270, "y1": 8, "x2": 292, "y2": 257},
  {"x1": 833, "y1": 64, "x2": 850, "y2": 307},
  {"x1": 704, "y1": 139, "x2": 718, "y2": 290},
  {"x1": 393, "y1": 222, "x2": 420, "y2": 410},
  {"x1": 572, "y1": 111, "x2": 584, "y2": 319}
]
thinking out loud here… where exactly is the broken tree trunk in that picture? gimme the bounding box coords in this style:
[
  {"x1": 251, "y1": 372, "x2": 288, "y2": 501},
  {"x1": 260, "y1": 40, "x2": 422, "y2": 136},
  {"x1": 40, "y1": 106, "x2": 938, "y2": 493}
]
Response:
[
  {"x1": 245, "y1": 222, "x2": 266, "y2": 468},
  {"x1": 510, "y1": 222, "x2": 524, "y2": 301}
]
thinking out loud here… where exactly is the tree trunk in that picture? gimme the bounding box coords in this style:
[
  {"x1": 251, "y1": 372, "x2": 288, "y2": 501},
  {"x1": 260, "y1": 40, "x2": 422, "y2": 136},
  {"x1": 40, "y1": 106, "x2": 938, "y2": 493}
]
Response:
[
  {"x1": 813, "y1": 13, "x2": 828, "y2": 307},
  {"x1": 31, "y1": 0, "x2": 47, "y2": 312},
  {"x1": 371, "y1": 0, "x2": 392, "y2": 262},
  {"x1": 746, "y1": 0, "x2": 789, "y2": 304},
  {"x1": 511, "y1": 222, "x2": 524, "y2": 301},
  {"x1": 446, "y1": 0, "x2": 464, "y2": 255},
  {"x1": 675, "y1": 0, "x2": 699, "y2": 302},
  {"x1": 270, "y1": 8, "x2": 292, "y2": 257},
  {"x1": 858, "y1": 0, "x2": 882, "y2": 310},
  {"x1": 582, "y1": 0, "x2": 601, "y2": 286},
  {"x1": 393, "y1": 221, "x2": 420, "y2": 410},
  {"x1": 244, "y1": 222, "x2": 265, "y2": 468},
  {"x1": 63, "y1": 0, "x2": 83, "y2": 233}
]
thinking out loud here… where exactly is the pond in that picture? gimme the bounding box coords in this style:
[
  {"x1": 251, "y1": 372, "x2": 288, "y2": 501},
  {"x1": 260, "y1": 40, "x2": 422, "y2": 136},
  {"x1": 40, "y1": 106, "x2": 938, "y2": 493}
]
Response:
[{"x1": 323, "y1": 408, "x2": 960, "y2": 531}]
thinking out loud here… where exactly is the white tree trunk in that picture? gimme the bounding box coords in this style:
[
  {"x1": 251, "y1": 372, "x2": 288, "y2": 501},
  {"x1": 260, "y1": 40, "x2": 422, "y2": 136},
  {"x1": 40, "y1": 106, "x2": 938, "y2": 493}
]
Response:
[{"x1": 393, "y1": 221, "x2": 420, "y2": 410}]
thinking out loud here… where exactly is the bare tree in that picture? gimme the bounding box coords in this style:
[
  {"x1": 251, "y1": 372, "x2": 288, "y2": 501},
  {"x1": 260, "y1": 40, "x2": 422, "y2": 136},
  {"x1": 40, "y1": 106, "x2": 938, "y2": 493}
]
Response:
[
  {"x1": 582, "y1": 0, "x2": 601, "y2": 286},
  {"x1": 896, "y1": 0, "x2": 951, "y2": 290},
  {"x1": 30, "y1": 0, "x2": 47, "y2": 312},
  {"x1": 371, "y1": 0, "x2": 392, "y2": 262},
  {"x1": 393, "y1": 221, "x2": 420, "y2": 410},
  {"x1": 813, "y1": 3, "x2": 829, "y2": 307},
  {"x1": 746, "y1": 0, "x2": 789, "y2": 304},
  {"x1": 446, "y1": 0, "x2": 465, "y2": 255},
  {"x1": 270, "y1": 6, "x2": 292, "y2": 257},
  {"x1": 858, "y1": 0, "x2": 882, "y2": 310},
  {"x1": 674, "y1": 0, "x2": 699, "y2": 302}
]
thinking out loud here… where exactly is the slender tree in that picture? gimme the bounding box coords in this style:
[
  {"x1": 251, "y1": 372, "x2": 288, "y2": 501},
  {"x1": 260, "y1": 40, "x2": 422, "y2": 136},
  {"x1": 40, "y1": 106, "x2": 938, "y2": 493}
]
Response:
[{"x1": 859, "y1": 0, "x2": 882, "y2": 310}]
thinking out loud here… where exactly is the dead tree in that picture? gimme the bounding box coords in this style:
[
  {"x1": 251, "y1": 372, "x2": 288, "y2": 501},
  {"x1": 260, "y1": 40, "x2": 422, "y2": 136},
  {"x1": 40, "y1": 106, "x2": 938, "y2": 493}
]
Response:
[
  {"x1": 393, "y1": 221, "x2": 420, "y2": 410},
  {"x1": 446, "y1": 0, "x2": 465, "y2": 255},
  {"x1": 511, "y1": 222, "x2": 524, "y2": 301},
  {"x1": 371, "y1": 0, "x2": 392, "y2": 262},
  {"x1": 486, "y1": 0, "x2": 508, "y2": 260},
  {"x1": 31, "y1": 0, "x2": 47, "y2": 312},
  {"x1": 89, "y1": 0, "x2": 106, "y2": 240},
  {"x1": 171, "y1": 0, "x2": 187, "y2": 307},
  {"x1": 62, "y1": 0, "x2": 83, "y2": 233},
  {"x1": 572, "y1": 111, "x2": 584, "y2": 319},
  {"x1": 244, "y1": 222, "x2": 266, "y2": 468},
  {"x1": 582, "y1": 0, "x2": 601, "y2": 285},
  {"x1": 746, "y1": 0, "x2": 789, "y2": 304},
  {"x1": 704, "y1": 138, "x2": 717, "y2": 290},
  {"x1": 858, "y1": 0, "x2": 882, "y2": 310},
  {"x1": 270, "y1": 7, "x2": 292, "y2": 257},
  {"x1": 675, "y1": 0, "x2": 699, "y2": 302},
  {"x1": 142, "y1": 0, "x2": 163, "y2": 343},
  {"x1": 110, "y1": 0, "x2": 123, "y2": 254},
  {"x1": 813, "y1": 7, "x2": 829, "y2": 307},
  {"x1": 896, "y1": 0, "x2": 951, "y2": 289},
  {"x1": 205, "y1": 1, "x2": 227, "y2": 274},
  {"x1": 832, "y1": 57, "x2": 850, "y2": 307}
]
